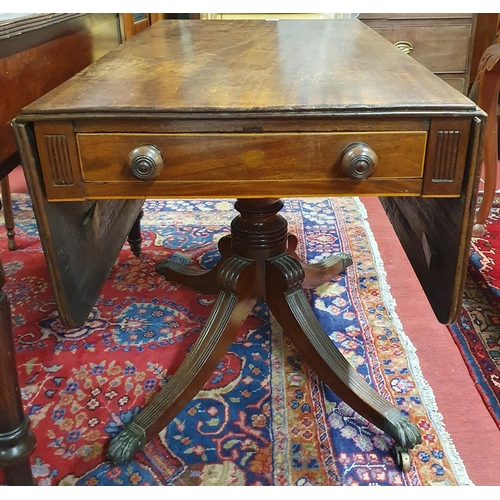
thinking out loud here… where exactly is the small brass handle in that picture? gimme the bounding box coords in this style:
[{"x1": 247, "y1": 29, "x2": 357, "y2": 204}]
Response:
[
  {"x1": 394, "y1": 40, "x2": 414, "y2": 55},
  {"x1": 127, "y1": 144, "x2": 164, "y2": 180},
  {"x1": 341, "y1": 142, "x2": 378, "y2": 180}
]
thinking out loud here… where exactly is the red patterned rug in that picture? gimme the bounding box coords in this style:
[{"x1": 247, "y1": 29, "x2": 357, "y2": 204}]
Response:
[
  {"x1": 0, "y1": 195, "x2": 472, "y2": 485},
  {"x1": 447, "y1": 196, "x2": 500, "y2": 429}
]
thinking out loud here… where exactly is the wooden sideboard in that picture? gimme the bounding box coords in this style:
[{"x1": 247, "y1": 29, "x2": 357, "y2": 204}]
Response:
[
  {"x1": 359, "y1": 14, "x2": 477, "y2": 94},
  {"x1": 0, "y1": 13, "x2": 121, "y2": 248},
  {"x1": 0, "y1": 14, "x2": 121, "y2": 172}
]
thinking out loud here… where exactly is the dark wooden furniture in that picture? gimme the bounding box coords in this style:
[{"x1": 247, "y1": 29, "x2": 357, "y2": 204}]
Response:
[
  {"x1": 0, "y1": 256, "x2": 36, "y2": 485},
  {"x1": 0, "y1": 13, "x2": 121, "y2": 250},
  {"x1": 469, "y1": 14, "x2": 500, "y2": 87},
  {"x1": 206, "y1": 14, "x2": 478, "y2": 95},
  {"x1": 359, "y1": 13, "x2": 477, "y2": 94},
  {"x1": 13, "y1": 19, "x2": 485, "y2": 473}
]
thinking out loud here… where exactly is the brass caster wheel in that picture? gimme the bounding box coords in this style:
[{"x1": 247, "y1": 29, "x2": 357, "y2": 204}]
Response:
[{"x1": 394, "y1": 446, "x2": 412, "y2": 472}]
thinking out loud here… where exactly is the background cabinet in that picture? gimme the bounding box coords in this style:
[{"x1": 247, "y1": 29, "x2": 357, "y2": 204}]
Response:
[
  {"x1": 358, "y1": 14, "x2": 477, "y2": 94},
  {"x1": 0, "y1": 13, "x2": 121, "y2": 178}
]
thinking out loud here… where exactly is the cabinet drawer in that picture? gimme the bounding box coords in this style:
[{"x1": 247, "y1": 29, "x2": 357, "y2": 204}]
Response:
[
  {"x1": 440, "y1": 77, "x2": 466, "y2": 92},
  {"x1": 77, "y1": 132, "x2": 427, "y2": 184},
  {"x1": 367, "y1": 24, "x2": 472, "y2": 73},
  {"x1": 359, "y1": 13, "x2": 475, "y2": 94}
]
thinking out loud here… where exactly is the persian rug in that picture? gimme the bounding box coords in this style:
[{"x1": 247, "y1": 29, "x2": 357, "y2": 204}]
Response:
[
  {"x1": 0, "y1": 194, "x2": 472, "y2": 486},
  {"x1": 447, "y1": 195, "x2": 500, "y2": 429}
]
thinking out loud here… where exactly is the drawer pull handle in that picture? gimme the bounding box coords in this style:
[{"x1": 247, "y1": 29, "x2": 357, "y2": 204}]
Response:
[
  {"x1": 127, "y1": 144, "x2": 164, "y2": 180},
  {"x1": 341, "y1": 142, "x2": 378, "y2": 180},
  {"x1": 394, "y1": 40, "x2": 414, "y2": 55}
]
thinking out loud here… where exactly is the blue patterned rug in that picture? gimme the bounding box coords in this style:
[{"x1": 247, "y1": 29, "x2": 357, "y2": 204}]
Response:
[{"x1": 0, "y1": 195, "x2": 472, "y2": 485}]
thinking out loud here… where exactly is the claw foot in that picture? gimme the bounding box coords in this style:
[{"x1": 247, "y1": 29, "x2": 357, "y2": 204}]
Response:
[
  {"x1": 384, "y1": 408, "x2": 422, "y2": 449},
  {"x1": 301, "y1": 251, "x2": 353, "y2": 289},
  {"x1": 107, "y1": 421, "x2": 146, "y2": 464},
  {"x1": 320, "y1": 252, "x2": 353, "y2": 272}
]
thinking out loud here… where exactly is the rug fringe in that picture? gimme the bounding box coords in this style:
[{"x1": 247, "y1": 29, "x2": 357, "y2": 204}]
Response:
[{"x1": 354, "y1": 197, "x2": 474, "y2": 486}]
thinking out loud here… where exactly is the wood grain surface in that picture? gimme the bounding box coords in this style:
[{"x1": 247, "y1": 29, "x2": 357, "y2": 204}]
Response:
[{"x1": 20, "y1": 19, "x2": 475, "y2": 117}]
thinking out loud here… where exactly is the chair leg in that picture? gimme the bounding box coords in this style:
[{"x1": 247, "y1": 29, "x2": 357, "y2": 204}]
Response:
[
  {"x1": 127, "y1": 209, "x2": 143, "y2": 257},
  {"x1": 473, "y1": 45, "x2": 500, "y2": 237},
  {"x1": 0, "y1": 177, "x2": 17, "y2": 251},
  {"x1": 0, "y1": 260, "x2": 36, "y2": 484}
]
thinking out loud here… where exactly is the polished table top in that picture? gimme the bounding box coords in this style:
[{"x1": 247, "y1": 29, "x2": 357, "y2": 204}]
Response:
[{"x1": 21, "y1": 19, "x2": 474, "y2": 114}]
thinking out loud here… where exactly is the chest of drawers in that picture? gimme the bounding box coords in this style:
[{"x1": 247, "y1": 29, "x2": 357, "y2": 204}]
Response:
[{"x1": 359, "y1": 14, "x2": 476, "y2": 94}]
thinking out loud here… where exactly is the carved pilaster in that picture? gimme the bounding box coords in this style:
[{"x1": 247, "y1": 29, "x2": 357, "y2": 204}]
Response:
[
  {"x1": 422, "y1": 117, "x2": 471, "y2": 196},
  {"x1": 44, "y1": 134, "x2": 74, "y2": 185},
  {"x1": 431, "y1": 130, "x2": 461, "y2": 181}
]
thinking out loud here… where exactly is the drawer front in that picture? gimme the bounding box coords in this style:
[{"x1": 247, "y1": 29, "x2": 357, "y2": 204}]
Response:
[
  {"x1": 367, "y1": 24, "x2": 472, "y2": 73},
  {"x1": 77, "y1": 132, "x2": 427, "y2": 183},
  {"x1": 440, "y1": 77, "x2": 466, "y2": 93}
]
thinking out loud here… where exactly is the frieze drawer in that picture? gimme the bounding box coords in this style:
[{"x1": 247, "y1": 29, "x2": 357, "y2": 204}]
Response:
[
  {"x1": 33, "y1": 123, "x2": 470, "y2": 201},
  {"x1": 78, "y1": 131, "x2": 426, "y2": 181}
]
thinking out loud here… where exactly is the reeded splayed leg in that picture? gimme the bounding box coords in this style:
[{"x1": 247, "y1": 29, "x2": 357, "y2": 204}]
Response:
[
  {"x1": 156, "y1": 235, "x2": 233, "y2": 294},
  {"x1": 107, "y1": 255, "x2": 257, "y2": 464},
  {"x1": 265, "y1": 252, "x2": 421, "y2": 459},
  {"x1": 286, "y1": 234, "x2": 353, "y2": 289},
  {"x1": 109, "y1": 196, "x2": 420, "y2": 471}
]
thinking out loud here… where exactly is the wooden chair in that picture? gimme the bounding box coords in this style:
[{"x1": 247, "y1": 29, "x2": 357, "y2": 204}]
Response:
[{"x1": 472, "y1": 17, "x2": 500, "y2": 237}]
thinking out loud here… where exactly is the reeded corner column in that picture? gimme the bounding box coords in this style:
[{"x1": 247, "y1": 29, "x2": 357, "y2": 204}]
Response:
[{"x1": 0, "y1": 258, "x2": 36, "y2": 485}]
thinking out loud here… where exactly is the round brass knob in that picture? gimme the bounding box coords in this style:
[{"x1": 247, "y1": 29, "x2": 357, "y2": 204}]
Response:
[
  {"x1": 341, "y1": 142, "x2": 378, "y2": 180},
  {"x1": 127, "y1": 144, "x2": 164, "y2": 180}
]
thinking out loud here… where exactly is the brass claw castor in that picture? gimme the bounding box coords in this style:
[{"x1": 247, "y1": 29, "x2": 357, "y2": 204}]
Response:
[
  {"x1": 383, "y1": 408, "x2": 422, "y2": 449},
  {"x1": 394, "y1": 445, "x2": 412, "y2": 472},
  {"x1": 383, "y1": 408, "x2": 420, "y2": 472}
]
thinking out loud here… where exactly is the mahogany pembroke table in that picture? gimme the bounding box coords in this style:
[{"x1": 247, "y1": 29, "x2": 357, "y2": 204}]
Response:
[{"x1": 4, "y1": 20, "x2": 485, "y2": 481}]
